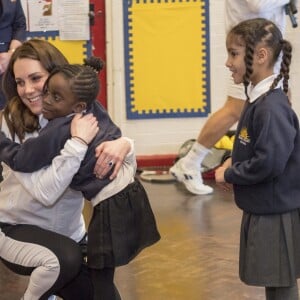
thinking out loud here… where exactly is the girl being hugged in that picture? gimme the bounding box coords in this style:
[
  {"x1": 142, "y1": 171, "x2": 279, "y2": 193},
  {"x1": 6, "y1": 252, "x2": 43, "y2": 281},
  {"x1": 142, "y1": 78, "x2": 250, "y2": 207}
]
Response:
[
  {"x1": 0, "y1": 56, "x2": 161, "y2": 300},
  {"x1": 215, "y1": 18, "x2": 300, "y2": 300}
]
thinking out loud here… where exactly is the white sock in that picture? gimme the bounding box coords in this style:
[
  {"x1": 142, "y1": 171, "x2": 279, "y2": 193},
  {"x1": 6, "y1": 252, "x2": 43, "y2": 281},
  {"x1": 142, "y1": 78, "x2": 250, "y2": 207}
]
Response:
[{"x1": 181, "y1": 142, "x2": 210, "y2": 170}]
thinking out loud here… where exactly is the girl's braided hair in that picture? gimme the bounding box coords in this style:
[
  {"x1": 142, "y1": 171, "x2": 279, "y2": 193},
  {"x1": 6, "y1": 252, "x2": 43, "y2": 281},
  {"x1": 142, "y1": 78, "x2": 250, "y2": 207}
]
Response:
[
  {"x1": 44, "y1": 56, "x2": 105, "y2": 109},
  {"x1": 228, "y1": 18, "x2": 292, "y2": 102}
]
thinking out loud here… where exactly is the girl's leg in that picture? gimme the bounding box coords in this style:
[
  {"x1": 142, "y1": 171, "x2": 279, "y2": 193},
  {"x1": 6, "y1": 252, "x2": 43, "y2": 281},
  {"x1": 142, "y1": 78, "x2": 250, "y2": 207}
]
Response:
[
  {"x1": 1, "y1": 224, "x2": 89, "y2": 300},
  {"x1": 0, "y1": 231, "x2": 59, "y2": 300},
  {"x1": 265, "y1": 283, "x2": 299, "y2": 300},
  {"x1": 90, "y1": 267, "x2": 121, "y2": 300}
]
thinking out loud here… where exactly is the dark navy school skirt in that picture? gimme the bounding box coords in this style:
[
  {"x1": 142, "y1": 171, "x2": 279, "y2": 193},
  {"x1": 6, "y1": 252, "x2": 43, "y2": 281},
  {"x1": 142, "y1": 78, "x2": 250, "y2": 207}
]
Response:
[{"x1": 87, "y1": 178, "x2": 160, "y2": 269}]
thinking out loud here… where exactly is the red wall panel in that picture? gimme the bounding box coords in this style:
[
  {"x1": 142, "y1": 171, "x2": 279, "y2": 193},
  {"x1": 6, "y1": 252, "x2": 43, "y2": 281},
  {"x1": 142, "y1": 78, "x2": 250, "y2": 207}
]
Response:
[{"x1": 90, "y1": 0, "x2": 107, "y2": 108}]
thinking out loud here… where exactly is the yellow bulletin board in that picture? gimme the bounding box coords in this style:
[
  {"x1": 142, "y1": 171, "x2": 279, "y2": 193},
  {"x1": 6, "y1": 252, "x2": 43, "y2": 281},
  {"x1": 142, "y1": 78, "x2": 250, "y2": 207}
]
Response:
[
  {"x1": 124, "y1": 0, "x2": 210, "y2": 119},
  {"x1": 27, "y1": 32, "x2": 90, "y2": 64}
]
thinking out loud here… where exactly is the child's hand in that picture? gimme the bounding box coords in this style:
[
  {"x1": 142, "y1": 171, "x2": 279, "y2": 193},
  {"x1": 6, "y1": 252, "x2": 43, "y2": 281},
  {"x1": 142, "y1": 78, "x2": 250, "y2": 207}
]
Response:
[
  {"x1": 222, "y1": 157, "x2": 232, "y2": 168},
  {"x1": 71, "y1": 113, "x2": 99, "y2": 144},
  {"x1": 215, "y1": 165, "x2": 232, "y2": 191},
  {"x1": 215, "y1": 166, "x2": 226, "y2": 183}
]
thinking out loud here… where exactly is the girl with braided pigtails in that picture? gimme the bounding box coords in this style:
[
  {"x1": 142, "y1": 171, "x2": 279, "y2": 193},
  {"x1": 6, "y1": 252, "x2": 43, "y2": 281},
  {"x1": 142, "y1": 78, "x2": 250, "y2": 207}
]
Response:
[{"x1": 215, "y1": 18, "x2": 300, "y2": 300}]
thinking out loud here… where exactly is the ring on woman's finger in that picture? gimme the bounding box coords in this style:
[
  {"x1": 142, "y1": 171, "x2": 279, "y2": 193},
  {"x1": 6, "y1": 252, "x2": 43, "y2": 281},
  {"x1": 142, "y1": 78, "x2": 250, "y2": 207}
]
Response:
[{"x1": 108, "y1": 161, "x2": 114, "y2": 167}]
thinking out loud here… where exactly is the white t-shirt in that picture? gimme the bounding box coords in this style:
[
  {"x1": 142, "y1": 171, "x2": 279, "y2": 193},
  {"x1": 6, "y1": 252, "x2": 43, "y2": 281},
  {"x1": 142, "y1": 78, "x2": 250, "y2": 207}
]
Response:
[
  {"x1": 225, "y1": 0, "x2": 289, "y2": 34},
  {"x1": 224, "y1": 0, "x2": 289, "y2": 99}
]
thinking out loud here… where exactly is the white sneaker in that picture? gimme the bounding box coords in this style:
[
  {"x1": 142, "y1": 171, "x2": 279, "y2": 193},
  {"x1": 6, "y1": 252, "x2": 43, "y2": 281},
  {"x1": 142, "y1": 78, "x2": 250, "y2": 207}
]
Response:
[{"x1": 169, "y1": 159, "x2": 213, "y2": 195}]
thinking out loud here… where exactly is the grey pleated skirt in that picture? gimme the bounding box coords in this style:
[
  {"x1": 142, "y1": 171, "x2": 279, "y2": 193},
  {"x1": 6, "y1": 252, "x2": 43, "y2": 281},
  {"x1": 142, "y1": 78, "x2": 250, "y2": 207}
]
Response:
[{"x1": 239, "y1": 209, "x2": 300, "y2": 287}]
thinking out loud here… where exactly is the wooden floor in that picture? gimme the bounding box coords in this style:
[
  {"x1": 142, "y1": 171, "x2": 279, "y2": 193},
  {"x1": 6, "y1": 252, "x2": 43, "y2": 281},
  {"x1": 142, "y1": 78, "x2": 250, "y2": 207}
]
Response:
[{"x1": 0, "y1": 176, "x2": 283, "y2": 299}]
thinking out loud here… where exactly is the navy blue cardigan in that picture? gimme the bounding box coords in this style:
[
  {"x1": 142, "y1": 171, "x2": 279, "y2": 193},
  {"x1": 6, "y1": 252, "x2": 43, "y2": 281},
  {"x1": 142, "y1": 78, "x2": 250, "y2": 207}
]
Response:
[{"x1": 225, "y1": 88, "x2": 300, "y2": 214}]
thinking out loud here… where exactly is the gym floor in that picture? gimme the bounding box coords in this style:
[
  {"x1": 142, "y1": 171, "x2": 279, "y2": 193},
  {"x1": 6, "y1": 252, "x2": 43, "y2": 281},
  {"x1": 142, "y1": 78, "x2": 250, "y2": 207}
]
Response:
[{"x1": 0, "y1": 176, "x2": 276, "y2": 299}]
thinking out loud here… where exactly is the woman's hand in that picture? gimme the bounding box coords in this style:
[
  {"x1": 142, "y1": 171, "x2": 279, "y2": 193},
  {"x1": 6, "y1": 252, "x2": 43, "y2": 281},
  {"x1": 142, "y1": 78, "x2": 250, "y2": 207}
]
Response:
[
  {"x1": 71, "y1": 113, "x2": 99, "y2": 144},
  {"x1": 94, "y1": 137, "x2": 131, "y2": 180}
]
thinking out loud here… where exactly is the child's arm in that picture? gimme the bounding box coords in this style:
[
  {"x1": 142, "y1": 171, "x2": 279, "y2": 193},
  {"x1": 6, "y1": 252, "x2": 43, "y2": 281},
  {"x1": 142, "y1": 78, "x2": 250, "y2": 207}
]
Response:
[
  {"x1": 225, "y1": 99, "x2": 296, "y2": 185},
  {"x1": 10, "y1": 114, "x2": 99, "y2": 205},
  {"x1": 0, "y1": 118, "x2": 70, "y2": 172},
  {"x1": 14, "y1": 138, "x2": 88, "y2": 206},
  {"x1": 0, "y1": 104, "x2": 121, "y2": 173}
]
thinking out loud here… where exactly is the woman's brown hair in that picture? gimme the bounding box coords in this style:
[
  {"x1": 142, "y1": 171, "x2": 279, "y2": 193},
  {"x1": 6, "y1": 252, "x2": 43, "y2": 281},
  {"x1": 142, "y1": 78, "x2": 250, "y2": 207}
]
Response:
[{"x1": 2, "y1": 39, "x2": 68, "y2": 141}]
